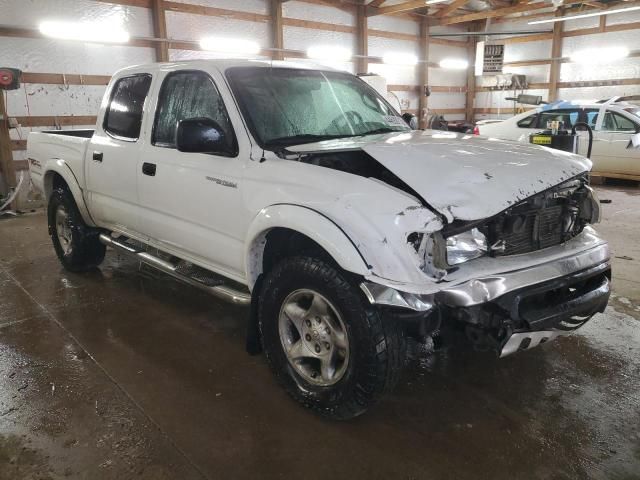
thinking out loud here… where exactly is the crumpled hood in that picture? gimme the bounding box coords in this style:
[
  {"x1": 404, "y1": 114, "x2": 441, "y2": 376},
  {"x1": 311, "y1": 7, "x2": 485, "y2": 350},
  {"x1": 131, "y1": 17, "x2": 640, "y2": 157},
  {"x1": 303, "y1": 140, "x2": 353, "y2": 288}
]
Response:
[{"x1": 287, "y1": 130, "x2": 591, "y2": 221}]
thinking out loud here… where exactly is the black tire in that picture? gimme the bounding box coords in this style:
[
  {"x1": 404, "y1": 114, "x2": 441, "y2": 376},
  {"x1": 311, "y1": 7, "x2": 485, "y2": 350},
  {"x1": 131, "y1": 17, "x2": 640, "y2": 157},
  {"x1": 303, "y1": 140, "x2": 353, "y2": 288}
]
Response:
[
  {"x1": 258, "y1": 256, "x2": 406, "y2": 420},
  {"x1": 47, "y1": 187, "x2": 105, "y2": 272}
]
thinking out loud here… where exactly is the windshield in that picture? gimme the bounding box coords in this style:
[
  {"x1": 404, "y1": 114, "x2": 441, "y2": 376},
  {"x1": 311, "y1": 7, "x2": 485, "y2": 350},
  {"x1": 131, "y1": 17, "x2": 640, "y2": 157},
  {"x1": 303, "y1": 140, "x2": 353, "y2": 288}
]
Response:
[{"x1": 226, "y1": 67, "x2": 410, "y2": 148}]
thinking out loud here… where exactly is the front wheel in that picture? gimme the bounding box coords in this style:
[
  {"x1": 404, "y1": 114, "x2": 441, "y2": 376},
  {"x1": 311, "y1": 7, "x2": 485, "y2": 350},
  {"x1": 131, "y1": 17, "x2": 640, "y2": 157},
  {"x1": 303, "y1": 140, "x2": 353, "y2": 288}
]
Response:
[
  {"x1": 258, "y1": 256, "x2": 406, "y2": 420},
  {"x1": 47, "y1": 187, "x2": 105, "y2": 272}
]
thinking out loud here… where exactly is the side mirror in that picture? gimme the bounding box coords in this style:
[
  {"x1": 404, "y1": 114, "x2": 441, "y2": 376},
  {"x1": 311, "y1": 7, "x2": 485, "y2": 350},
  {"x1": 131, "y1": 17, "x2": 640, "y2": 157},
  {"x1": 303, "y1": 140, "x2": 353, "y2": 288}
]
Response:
[
  {"x1": 402, "y1": 112, "x2": 419, "y2": 130},
  {"x1": 628, "y1": 132, "x2": 640, "y2": 150},
  {"x1": 177, "y1": 118, "x2": 234, "y2": 155}
]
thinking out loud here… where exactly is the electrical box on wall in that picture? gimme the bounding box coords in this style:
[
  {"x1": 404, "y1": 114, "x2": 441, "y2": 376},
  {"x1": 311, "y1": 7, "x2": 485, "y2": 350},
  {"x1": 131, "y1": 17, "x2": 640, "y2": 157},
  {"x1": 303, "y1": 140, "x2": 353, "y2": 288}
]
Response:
[
  {"x1": 475, "y1": 42, "x2": 504, "y2": 75},
  {"x1": 483, "y1": 44, "x2": 504, "y2": 74},
  {"x1": 0, "y1": 68, "x2": 22, "y2": 90}
]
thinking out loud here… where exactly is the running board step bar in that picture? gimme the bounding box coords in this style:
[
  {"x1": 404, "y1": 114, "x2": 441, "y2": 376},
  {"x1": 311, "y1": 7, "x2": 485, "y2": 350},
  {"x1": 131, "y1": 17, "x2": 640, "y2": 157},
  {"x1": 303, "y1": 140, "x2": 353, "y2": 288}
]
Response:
[{"x1": 98, "y1": 233, "x2": 251, "y2": 306}]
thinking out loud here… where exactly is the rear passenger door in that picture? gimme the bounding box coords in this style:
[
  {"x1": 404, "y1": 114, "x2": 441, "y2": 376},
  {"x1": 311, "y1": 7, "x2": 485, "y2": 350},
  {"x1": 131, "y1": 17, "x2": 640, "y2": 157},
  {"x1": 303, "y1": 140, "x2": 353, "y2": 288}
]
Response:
[
  {"x1": 137, "y1": 69, "x2": 248, "y2": 279},
  {"x1": 86, "y1": 73, "x2": 152, "y2": 234}
]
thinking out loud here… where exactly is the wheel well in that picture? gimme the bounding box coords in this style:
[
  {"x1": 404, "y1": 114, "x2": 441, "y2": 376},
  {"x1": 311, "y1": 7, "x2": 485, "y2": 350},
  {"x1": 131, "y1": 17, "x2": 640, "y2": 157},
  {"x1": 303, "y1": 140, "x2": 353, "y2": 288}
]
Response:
[
  {"x1": 262, "y1": 228, "x2": 336, "y2": 276},
  {"x1": 44, "y1": 171, "x2": 68, "y2": 200}
]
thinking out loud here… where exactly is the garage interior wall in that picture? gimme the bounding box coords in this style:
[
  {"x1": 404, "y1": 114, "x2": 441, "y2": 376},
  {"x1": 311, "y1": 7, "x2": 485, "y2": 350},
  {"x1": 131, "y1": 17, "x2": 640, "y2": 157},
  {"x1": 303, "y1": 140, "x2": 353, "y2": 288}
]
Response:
[
  {"x1": 475, "y1": 9, "x2": 640, "y2": 119},
  {"x1": 1, "y1": 0, "x2": 639, "y2": 208}
]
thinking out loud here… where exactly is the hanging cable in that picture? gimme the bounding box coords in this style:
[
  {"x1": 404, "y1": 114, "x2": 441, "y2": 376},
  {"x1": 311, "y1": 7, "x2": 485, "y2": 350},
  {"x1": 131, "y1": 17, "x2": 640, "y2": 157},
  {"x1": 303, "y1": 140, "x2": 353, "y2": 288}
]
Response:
[{"x1": 0, "y1": 170, "x2": 25, "y2": 212}]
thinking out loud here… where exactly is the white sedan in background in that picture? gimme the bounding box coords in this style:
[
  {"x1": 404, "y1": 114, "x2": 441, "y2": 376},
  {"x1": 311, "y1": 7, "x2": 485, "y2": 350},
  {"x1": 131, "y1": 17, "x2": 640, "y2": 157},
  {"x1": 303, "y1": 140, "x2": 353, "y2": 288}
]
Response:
[{"x1": 476, "y1": 98, "x2": 640, "y2": 178}]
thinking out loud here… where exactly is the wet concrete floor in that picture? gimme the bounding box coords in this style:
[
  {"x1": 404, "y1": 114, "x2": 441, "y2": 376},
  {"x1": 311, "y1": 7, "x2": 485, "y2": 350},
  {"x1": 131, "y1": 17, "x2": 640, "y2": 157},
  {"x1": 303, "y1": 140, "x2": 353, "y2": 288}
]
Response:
[{"x1": 1, "y1": 184, "x2": 639, "y2": 480}]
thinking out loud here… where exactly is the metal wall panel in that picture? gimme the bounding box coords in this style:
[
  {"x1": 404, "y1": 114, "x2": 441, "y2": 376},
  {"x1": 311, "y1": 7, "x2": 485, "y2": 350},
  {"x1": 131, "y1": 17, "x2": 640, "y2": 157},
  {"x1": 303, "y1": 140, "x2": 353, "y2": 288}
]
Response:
[
  {"x1": 368, "y1": 15, "x2": 419, "y2": 36},
  {"x1": 0, "y1": 37, "x2": 155, "y2": 74},
  {"x1": 606, "y1": 10, "x2": 640, "y2": 26},
  {"x1": 367, "y1": 35, "x2": 418, "y2": 58},
  {"x1": 504, "y1": 40, "x2": 552, "y2": 62},
  {"x1": 0, "y1": 0, "x2": 153, "y2": 37},
  {"x1": 559, "y1": 86, "x2": 640, "y2": 101},
  {"x1": 168, "y1": 0, "x2": 269, "y2": 15},
  {"x1": 560, "y1": 58, "x2": 640, "y2": 82},
  {"x1": 562, "y1": 30, "x2": 640, "y2": 56},
  {"x1": 283, "y1": 25, "x2": 356, "y2": 53},
  {"x1": 428, "y1": 67, "x2": 467, "y2": 86},
  {"x1": 165, "y1": 10, "x2": 269, "y2": 44},
  {"x1": 4, "y1": 85, "x2": 106, "y2": 117},
  {"x1": 282, "y1": 1, "x2": 354, "y2": 26},
  {"x1": 475, "y1": 88, "x2": 547, "y2": 116},
  {"x1": 369, "y1": 64, "x2": 419, "y2": 86},
  {"x1": 503, "y1": 64, "x2": 550, "y2": 83}
]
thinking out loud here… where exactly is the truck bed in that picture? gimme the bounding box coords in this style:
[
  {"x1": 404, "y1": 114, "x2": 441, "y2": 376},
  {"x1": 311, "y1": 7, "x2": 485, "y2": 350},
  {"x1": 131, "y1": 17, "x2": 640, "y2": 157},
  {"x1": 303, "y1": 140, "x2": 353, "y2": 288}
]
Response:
[
  {"x1": 27, "y1": 130, "x2": 93, "y2": 196},
  {"x1": 41, "y1": 129, "x2": 95, "y2": 138}
]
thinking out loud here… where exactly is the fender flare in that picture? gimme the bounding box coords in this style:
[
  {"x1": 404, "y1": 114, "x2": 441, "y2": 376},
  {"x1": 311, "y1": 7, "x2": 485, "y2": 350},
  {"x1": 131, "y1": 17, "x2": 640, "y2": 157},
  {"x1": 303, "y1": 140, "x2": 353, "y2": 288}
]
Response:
[
  {"x1": 43, "y1": 160, "x2": 96, "y2": 227},
  {"x1": 244, "y1": 204, "x2": 371, "y2": 289}
]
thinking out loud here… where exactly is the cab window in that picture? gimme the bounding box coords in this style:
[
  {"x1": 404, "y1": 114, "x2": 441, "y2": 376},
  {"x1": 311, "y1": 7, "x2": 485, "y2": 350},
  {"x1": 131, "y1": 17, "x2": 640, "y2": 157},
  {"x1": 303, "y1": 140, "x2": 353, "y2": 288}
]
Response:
[
  {"x1": 153, "y1": 70, "x2": 237, "y2": 155},
  {"x1": 104, "y1": 74, "x2": 152, "y2": 140}
]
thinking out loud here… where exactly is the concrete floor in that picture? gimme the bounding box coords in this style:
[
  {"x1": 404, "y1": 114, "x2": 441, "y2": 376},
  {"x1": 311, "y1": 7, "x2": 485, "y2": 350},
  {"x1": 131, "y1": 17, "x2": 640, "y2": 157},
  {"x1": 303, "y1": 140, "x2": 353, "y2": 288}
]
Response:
[{"x1": 1, "y1": 185, "x2": 639, "y2": 480}]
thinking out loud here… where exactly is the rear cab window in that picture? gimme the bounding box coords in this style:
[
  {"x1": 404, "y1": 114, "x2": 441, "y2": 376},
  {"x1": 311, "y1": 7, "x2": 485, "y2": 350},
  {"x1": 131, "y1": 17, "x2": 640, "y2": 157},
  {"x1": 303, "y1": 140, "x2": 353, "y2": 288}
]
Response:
[{"x1": 103, "y1": 74, "x2": 152, "y2": 141}]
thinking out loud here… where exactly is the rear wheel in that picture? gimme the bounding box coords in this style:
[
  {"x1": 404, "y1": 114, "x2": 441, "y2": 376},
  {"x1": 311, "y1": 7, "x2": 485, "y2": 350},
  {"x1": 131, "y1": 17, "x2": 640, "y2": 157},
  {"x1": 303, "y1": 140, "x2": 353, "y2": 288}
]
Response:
[
  {"x1": 259, "y1": 256, "x2": 406, "y2": 420},
  {"x1": 48, "y1": 187, "x2": 105, "y2": 272}
]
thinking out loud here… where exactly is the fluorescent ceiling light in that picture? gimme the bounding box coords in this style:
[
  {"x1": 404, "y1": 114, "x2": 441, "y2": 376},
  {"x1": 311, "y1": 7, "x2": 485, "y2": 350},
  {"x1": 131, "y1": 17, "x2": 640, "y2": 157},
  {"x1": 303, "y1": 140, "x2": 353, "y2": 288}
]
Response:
[
  {"x1": 439, "y1": 58, "x2": 468, "y2": 70},
  {"x1": 199, "y1": 37, "x2": 261, "y2": 55},
  {"x1": 307, "y1": 45, "x2": 352, "y2": 61},
  {"x1": 39, "y1": 20, "x2": 129, "y2": 43},
  {"x1": 570, "y1": 46, "x2": 629, "y2": 64},
  {"x1": 383, "y1": 52, "x2": 418, "y2": 66},
  {"x1": 529, "y1": 6, "x2": 640, "y2": 24},
  {"x1": 425, "y1": 0, "x2": 449, "y2": 4}
]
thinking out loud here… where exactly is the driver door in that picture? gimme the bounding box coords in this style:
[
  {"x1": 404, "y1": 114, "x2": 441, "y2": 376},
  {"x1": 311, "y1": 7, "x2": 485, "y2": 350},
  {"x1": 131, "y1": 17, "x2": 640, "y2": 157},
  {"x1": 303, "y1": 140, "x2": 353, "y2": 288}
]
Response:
[{"x1": 136, "y1": 69, "x2": 248, "y2": 279}]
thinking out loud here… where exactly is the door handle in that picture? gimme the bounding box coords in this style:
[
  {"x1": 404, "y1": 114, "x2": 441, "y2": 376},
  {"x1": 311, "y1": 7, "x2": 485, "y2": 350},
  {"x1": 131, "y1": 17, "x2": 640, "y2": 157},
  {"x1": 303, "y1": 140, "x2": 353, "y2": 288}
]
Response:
[
  {"x1": 92, "y1": 151, "x2": 103, "y2": 162},
  {"x1": 142, "y1": 162, "x2": 156, "y2": 176}
]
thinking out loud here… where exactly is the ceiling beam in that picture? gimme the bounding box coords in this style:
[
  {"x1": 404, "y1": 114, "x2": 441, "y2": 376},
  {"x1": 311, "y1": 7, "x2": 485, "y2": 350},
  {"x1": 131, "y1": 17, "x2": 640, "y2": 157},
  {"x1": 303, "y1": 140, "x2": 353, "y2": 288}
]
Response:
[
  {"x1": 436, "y1": 0, "x2": 469, "y2": 17},
  {"x1": 367, "y1": 0, "x2": 386, "y2": 6},
  {"x1": 439, "y1": 3, "x2": 553, "y2": 24},
  {"x1": 367, "y1": 0, "x2": 427, "y2": 16}
]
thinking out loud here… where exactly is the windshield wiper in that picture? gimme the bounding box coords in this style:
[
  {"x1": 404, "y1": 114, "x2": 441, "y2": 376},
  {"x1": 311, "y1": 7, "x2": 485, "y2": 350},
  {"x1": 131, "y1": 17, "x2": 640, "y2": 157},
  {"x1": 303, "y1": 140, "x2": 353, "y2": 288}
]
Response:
[
  {"x1": 357, "y1": 127, "x2": 406, "y2": 137},
  {"x1": 266, "y1": 134, "x2": 352, "y2": 147}
]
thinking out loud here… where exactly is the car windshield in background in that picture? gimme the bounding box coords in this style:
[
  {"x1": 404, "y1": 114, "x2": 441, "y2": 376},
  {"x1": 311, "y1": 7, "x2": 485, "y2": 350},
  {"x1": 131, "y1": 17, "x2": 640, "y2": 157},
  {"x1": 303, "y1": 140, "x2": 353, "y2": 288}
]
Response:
[{"x1": 226, "y1": 67, "x2": 409, "y2": 148}]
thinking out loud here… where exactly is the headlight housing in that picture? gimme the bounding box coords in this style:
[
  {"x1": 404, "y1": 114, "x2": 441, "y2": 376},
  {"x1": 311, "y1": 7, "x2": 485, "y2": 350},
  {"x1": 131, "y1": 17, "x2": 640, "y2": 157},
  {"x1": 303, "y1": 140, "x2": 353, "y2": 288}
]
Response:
[{"x1": 446, "y1": 228, "x2": 487, "y2": 265}]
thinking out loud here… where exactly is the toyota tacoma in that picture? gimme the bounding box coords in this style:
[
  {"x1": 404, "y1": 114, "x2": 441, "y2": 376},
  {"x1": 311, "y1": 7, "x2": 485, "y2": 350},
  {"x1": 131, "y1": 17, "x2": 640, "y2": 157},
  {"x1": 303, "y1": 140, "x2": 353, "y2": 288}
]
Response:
[{"x1": 27, "y1": 60, "x2": 610, "y2": 419}]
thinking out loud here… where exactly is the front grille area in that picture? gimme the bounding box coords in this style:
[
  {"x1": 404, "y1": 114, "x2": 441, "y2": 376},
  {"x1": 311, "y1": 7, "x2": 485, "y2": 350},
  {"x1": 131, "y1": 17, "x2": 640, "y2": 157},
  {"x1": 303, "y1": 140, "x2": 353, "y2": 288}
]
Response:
[
  {"x1": 482, "y1": 179, "x2": 590, "y2": 257},
  {"x1": 498, "y1": 204, "x2": 564, "y2": 255}
]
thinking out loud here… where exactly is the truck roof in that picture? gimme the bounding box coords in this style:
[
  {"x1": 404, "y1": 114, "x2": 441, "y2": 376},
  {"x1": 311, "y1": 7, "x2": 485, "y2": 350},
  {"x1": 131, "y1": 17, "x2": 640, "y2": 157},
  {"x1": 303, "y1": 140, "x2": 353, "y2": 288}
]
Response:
[{"x1": 114, "y1": 58, "x2": 340, "y2": 77}]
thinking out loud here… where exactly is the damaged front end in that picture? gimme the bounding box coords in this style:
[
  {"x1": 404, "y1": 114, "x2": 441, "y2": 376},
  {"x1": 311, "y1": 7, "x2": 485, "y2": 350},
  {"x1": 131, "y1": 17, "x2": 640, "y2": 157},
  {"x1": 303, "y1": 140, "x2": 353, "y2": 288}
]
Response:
[{"x1": 362, "y1": 176, "x2": 611, "y2": 357}]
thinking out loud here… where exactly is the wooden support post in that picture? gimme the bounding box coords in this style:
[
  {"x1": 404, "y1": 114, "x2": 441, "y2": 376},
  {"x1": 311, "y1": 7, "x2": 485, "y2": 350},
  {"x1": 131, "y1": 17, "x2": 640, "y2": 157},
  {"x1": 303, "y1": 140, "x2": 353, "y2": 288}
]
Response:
[
  {"x1": 548, "y1": 10, "x2": 564, "y2": 102},
  {"x1": 356, "y1": 2, "x2": 368, "y2": 74},
  {"x1": 0, "y1": 92, "x2": 17, "y2": 201},
  {"x1": 151, "y1": 0, "x2": 169, "y2": 62},
  {"x1": 418, "y1": 17, "x2": 429, "y2": 129},
  {"x1": 465, "y1": 23, "x2": 479, "y2": 123},
  {"x1": 271, "y1": 0, "x2": 284, "y2": 60}
]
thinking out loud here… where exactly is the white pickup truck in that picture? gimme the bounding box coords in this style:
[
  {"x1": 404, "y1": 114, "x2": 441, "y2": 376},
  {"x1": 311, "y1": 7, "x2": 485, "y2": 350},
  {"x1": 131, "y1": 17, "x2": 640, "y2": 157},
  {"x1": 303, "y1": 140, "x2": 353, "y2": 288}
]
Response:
[{"x1": 28, "y1": 59, "x2": 610, "y2": 419}]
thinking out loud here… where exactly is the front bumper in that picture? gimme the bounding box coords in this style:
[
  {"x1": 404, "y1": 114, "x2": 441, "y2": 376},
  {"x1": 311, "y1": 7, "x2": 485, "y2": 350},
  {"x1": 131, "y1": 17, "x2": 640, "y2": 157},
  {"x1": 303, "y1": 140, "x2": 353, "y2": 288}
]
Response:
[{"x1": 361, "y1": 241, "x2": 611, "y2": 356}]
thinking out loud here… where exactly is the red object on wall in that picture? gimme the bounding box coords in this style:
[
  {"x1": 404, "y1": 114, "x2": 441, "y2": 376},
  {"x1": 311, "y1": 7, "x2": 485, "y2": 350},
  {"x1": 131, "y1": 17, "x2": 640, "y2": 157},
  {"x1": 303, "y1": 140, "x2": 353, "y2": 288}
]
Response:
[{"x1": 0, "y1": 68, "x2": 21, "y2": 90}]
